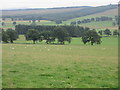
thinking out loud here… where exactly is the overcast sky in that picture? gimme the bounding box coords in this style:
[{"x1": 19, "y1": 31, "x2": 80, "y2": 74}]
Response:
[{"x1": 1, "y1": 0, "x2": 119, "y2": 9}]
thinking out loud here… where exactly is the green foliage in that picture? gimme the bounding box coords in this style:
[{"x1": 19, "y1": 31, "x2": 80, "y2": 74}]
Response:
[
  {"x1": 98, "y1": 30, "x2": 103, "y2": 35},
  {"x1": 71, "y1": 16, "x2": 113, "y2": 25},
  {"x1": 82, "y1": 30, "x2": 102, "y2": 45},
  {"x1": 113, "y1": 30, "x2": 119, "y2": 36},
  {"x1": 2, "y1": 29, "x2": 9, "y2": 43},
  {"x1": 104, "y1": 29, "x2": 112, "y2": 36},
  {"x1": 25, "y1": 29, "x2": 39, "y2": 44},
  {"x1": 15, "y1": 25, "x2": 88, "y2": 37},
  {"x1": 22, "y1": 26, "x2": 73, "y2": 45},
  {"x1": 53, "y1": 27, "x2": 71, "y2": 44},
  {"x1": 41, "y1": 31, "x2": 55, "y2": 44},
  {"x1": 65, "y1": 37, "x2": 72, "y2": 44},
  {"x1": 13, "y1": 21, "x2": 17, "y2": 25},
  {"x1": 6, "y1": 28, "x2": 19, "y2": 43}
]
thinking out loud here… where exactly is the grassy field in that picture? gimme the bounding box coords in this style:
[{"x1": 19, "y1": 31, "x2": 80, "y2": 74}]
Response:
[
  {"x1": 62, "y1": 7, "x2": 117, "y2": 24},
  {"x1": 2, "y1": 35, "x2": 118, "y2": 88},
  {"x1": 1, "y1": 12, "x2": 118, "y2": 30},
  {"x1": 62, "y1": 15, "x2": 117, "y2": 29},
  {"x1": 1, "y1": 19, "x2": 117, "y2": 30},
  {"x1": 62, "y1": 8, "x2": 117, "y2": 29},
  {"x1": 1, "y1": 20, "x2": 56, "y2": 29},
  {"x1": 1, "y1": 6, "x2": 117, "y2": 30}
]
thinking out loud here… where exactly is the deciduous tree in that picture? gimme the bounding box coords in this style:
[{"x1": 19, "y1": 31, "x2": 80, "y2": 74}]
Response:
[
  {"x1": 104, "y1": 29, "x2": 111, "y2": 36},
  {"x1": 6, "y1": 28, "x2": 19, "y2": 43},
  {"x1": 53, "y1": 27, "x2": 71, "y2": 44},
  {"x1": 82, "y1": 30, "x2": 102, "y2": 45},
  {"x1": 25, "y1": 29, "x2": 39, "y2": 44}
]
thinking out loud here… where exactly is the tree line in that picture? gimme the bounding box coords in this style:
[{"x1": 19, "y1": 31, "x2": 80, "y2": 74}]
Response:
[
  {"x1": 15, "y1": 24, "x2": 90, "y2": 37},
  {"x1": 25, "y1": 27, "x2": 71, "y2": 44},
  {"x1": 98, "y1": 29, "x2": 119, "y2": 36},
  {"x1": 2, "y1": 25, "x2": 119, "y2": 45},
  {"x1": 71, "y1": 16, "x2": 113, "y2": 25},
  {"x1": 2, "y1": 21, "x2": 17, "y2": 26},
  {"x1": 1, "y1": 25, "x2": 104, "y2": 45}
]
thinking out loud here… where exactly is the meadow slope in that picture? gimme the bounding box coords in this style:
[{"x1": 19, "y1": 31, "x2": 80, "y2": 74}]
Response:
[{"x1": 2, "y1": 36, "x2": 118, "y2": 88}]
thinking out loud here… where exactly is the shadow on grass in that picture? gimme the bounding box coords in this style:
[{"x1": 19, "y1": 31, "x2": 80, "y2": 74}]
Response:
[{"x1": 2, "y1": 42, "x2": 70, "y2": 45}]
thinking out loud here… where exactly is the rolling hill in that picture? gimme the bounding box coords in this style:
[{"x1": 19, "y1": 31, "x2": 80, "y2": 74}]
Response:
[
  {"x1": 2, "y1": 4, "x2": 117, "y2": 22},
  {"x1": 62, "y1": 7, "x2": 118, "y2": 29},
  {"x1": 2, "y1": 7, "x2": 84, "y2": 16},
  {"x1": 1, "y1": 4, "x2": 118, "y2": 29}
]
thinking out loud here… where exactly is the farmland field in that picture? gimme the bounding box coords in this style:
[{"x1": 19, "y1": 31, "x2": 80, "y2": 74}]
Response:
[
  {"x1": 1, "y1": 20, "x2": 56, "y2": 29},
  {"x1": 2, "y1": 8, "x2": 83, "y2": 17},
  {"x1": 1, "y1": 3, "x2": 119, "y2": 89},
  {"x1": 2, "y1": 35, "x2": 118, "y2": 88},
  {"x1": 62, "y1": 16, "x2": 117, "y2": 29},
  {"x1": 1, "y1": 18, "x2": 118, "y2": 30},
  {"x1": 1, "y1": 7, "x2": 118, "y2": 30},
  {"x1": 62, "y1": 8, "x2": 117, "y2": 29}
]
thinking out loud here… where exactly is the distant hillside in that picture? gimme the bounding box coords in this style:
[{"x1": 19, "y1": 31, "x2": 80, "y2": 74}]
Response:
[
  {"x1": 62, "y1": 6, "x2": 118, "y2": 29},
  {"x1": 89, "y1": 8, "x2": 118, "y2": 16},
  {"x1": 2, "y1": 4, "x2": 117, "y2": 23},
  {"x1": 2, "y1": 6, "x2": 87, "y2": 16}
]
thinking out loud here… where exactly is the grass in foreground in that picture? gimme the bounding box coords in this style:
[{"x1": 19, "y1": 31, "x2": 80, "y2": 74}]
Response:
[{"x1": 2, "y1": 36, "x2": 118, "y2": 88}]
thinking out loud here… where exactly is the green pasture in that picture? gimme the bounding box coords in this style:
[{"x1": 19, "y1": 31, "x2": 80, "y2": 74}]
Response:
[
  {"x1": 2, "y1": 35, "x2": 118, "y2": 88},
  {"x1": 1, "y1": 14, "x2": 118, "y2": 30},
  {"x1": 78, "y1": 21, "x2": 116, "y2": 29},
  {"x1": 1, "y1": 20, "x2": 56, "y2": 29},
  {"x1": 62, "y1": 14, "x2": 116, "y2": 24},
  {"x1": 62, "y1": 15, "x2": 117, "y2": 29}
]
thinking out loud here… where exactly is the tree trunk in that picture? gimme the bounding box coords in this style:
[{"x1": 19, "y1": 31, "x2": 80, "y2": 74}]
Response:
[
  {"x1": 33, "y1": 40, "x2": 35, "y2": 44},
  {"x1": 91, "y1": 42, "x2": 93, "y2": 45},
  {"x1": 10, "y1": 40, "x2": 13, "y2": 43},
  {"x1": 5, "y1": 40, "x2": 8, "y2": 43}
]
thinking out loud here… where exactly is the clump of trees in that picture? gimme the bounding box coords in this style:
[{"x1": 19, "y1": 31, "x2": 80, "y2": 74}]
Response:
[
  {"x1": 40, "y1": 31, "x2": 55, "y2": 44},
  {"x1": 25, "y1": 27, "x2": 71, "y2": 44},
  {"x1": 53, "y1": 27, "x2": 71, "y2": 44},
  {"x1": 82, "y1": 30, "x2": 102, "y2": 45},
  {"x1": 104, "y1": 29, "x2": 112, "y2": 36},
  {"x1": 98, "y1": 30, "x2": 103, "y2": 35},
  {"x1": 25, "y1": 29, "x2": 39, "y2": 44},
  {"x1": 15, "y1": 24, "x2": 89, "y2": 37},
  {"x1": 113, "y1": 30, "x2": 119, "y2": 36},
  {"x1": 13, "y1": 21, "x2": 17, "y2": 25},
  {"x1": 2, "y1": 28, "x2": 19, "y2": 43},
  {"x1": 98, "y1": 29, "x2": 119, "y2": 36},
  {"x1": 15, "y1": 25, "x2": 104, "y2": 45}
]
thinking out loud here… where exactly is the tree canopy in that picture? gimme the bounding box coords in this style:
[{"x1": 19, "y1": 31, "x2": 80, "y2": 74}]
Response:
[
  {"x1": 53, "y1": 27, "x2": 71, "y2": 44},
  {"x1": 2, "y1": 29, "x2": 9, "y2": 43},
  {"x1": 6, "y1": 28, "x2": 19, "y2": 43},
  {"x1": 25, "y1": 29, "x2": 39, "y2": 44},
  {"x1": 104, "y1": 29, "x2": 111, "y2": 36},
  {"x1": 82, "y1": 30, "x2": 102, "y2": 45}
]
